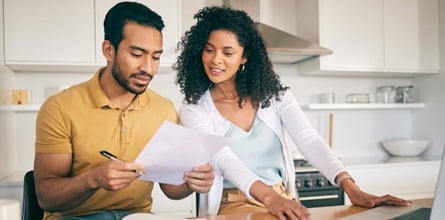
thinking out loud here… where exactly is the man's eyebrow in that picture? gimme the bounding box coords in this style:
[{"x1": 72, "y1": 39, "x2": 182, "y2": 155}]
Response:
[{"x1": 129, "y1": 45, "x2": 163, "y2": 54}]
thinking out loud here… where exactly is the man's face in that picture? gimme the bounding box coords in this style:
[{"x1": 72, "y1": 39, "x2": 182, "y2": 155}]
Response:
[{"x1": 112, "y1": 22, "x2": 163, "y2": 94}]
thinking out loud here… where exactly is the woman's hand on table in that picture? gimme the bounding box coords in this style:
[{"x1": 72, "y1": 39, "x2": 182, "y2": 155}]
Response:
[
  {"x1": 342, "y1": 178, "x2": 411, "y2": 208},
  {"x1": 263, "y1": 194, "x2": 310, "y2": 220}
]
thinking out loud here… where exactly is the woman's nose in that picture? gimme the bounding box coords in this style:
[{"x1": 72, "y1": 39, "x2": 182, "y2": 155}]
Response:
[{"x1": 211, "y1": 52, "x2": 223, "y2": 64}]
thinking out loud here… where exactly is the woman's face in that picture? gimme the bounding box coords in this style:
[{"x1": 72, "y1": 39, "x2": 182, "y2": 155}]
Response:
[{"x1": 201, "y1": 30, "x2": 247, "y2": 85}]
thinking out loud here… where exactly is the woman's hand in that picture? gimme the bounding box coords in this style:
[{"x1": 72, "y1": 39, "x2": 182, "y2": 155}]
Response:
[
  {"x1": 342, "y1": 178, "x2": 411, "y2": 208},
  {"x1": 250, "y1": 181, "x2": 310, "y2": 220},
  {"x1": 160, "y1": 163, "x2": 214, "y2": 200},
  {"x1": 184, "y1": 163, "x2": 215, "y2": 193},
  {"x1": 263, "y1": 194, "x2": 310, "y2": 220}
]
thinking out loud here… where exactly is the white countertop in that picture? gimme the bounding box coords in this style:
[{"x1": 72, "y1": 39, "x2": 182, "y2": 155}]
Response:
[
  {"x1": 0, "y1": 170, "x2": 26, "y2": 185},
  {"x1": 341, "y1": 155, "x2": 441, "y2": 168},
  {"x1": 294, "y1": 155, "x2": 441, "y2": 173}
]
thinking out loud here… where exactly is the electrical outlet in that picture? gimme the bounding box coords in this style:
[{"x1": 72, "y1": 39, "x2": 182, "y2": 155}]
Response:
[{"x1": 11, "y1": 90, "x2": 30, "y2": 105}]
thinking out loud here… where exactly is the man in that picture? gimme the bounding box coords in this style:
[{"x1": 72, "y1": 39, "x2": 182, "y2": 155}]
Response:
[{"x1": 33, "y1": 2, "x2": 214, "y2": 219}]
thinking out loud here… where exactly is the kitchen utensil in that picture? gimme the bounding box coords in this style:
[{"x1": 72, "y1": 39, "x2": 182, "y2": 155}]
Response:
[
  {"x1": 381, "y1": 138, "x2": 429, "y2": 157},
  {"x1": 345, "y1": 93, "x2": 369, "y2": 103},
  {"x1": 319, "y1": 92, "x2": 335, "y2": 103},
  {"x1": 395, "y1": 85, "x2": 415, "y2": 103},
  {"x1": 376, "y1": 85, "x2": 396, "y2": 103},
  {"x1": 328, "y1": 113, "x2": 333, "y2": 148}
]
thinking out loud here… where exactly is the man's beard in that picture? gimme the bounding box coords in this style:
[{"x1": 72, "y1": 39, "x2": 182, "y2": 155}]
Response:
[{"x1": 111, "y1": 61, "x2": 152, "y2": 95}]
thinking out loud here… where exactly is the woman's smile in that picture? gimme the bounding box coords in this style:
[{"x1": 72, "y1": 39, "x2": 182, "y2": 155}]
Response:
[{"x1": 208, "y1": 67, "x2": 225, "y2": 76}]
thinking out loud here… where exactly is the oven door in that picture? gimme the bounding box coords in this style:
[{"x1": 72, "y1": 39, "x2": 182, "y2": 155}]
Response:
[{"x1": 298, "y1": 189, "x2": 344, "y2": 208}]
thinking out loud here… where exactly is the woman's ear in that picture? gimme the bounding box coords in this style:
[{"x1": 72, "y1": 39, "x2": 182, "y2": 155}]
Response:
[
  {"x1": 241, "y1": 57, "x2": 248, "y2": 65},
  {"x1": 102, "y1": 40, "x2": 115, "y2": 62}
]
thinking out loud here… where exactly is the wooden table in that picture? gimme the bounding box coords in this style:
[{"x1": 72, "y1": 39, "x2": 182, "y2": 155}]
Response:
[{"x1": 194, "y1": 198, "x2": 433, "y2": 220}]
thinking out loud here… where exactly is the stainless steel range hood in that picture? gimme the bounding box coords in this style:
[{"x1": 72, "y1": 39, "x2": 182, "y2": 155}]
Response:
[
  {"x1": 255, "y1": 22, "x2": 332, "y2": 64},
  {"x1": 222, "y1": 0, "x2": 332, "y2": 64}
]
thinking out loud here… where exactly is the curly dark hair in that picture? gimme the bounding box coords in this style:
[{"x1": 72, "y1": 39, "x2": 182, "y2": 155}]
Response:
[{"x1": 173, "y1": 6, "x2": 288, "y2": 108}]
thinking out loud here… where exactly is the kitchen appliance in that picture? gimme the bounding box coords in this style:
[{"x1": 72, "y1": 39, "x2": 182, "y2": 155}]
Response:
[
  {"x1": 223, "y1": 0, "x2": 333, "y2": 64},
  {"x1": 294, "y1": 159, "x2": 344, "y2": 207},
  {"x1": 254, "y1": 22, "x2": 332, "y2": 64}
]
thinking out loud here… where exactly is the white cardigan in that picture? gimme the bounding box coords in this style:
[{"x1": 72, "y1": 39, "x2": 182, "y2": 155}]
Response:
[{"x1": 179, "y1": 89, "x2": 346, "y2": 216}]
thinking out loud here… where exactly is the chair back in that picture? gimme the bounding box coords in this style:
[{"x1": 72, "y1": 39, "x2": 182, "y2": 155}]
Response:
[{"x1": 22, "y1": 170, "x2": 44, "y2": 220}]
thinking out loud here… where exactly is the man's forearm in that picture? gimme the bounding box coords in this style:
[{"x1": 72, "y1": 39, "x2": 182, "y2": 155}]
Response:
[
  {"x1": 37, "y1": 171, "x2": 98, "y2": 212},
  {"x1": 159, "y1": 182, "x2": 193, "y2": 200}
]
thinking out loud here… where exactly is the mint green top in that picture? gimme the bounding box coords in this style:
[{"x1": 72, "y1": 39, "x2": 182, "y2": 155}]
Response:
[{"x1": 223, "y1": 117, "x2": 285, "y2": 188}]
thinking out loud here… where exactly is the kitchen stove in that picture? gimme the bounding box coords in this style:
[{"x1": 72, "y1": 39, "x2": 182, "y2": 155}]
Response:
[{"x1": 294, "y1": 159, "x2": 344, "y2": 208}]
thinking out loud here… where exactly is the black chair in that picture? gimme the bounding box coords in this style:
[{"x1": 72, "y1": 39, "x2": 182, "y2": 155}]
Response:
[{"x1": 22, "y1": 170, "x2": 44, "y2": 220}]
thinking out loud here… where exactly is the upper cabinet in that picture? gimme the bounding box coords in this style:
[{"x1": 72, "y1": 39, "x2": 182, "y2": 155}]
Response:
[
  {"x1": 3, "y1": 0, "x2": 181, "y2": 73},
  {"x1": 4, "y1": 0, "x2": 96, "y2": 71},
  {"x1": 296, "y1": 0, "x2": 440, "y2": 77}
]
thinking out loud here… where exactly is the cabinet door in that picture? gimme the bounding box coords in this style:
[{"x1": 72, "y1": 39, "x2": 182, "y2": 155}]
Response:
[
  {"x1": 151, "y1": 183, "x2": 195, "y2": 217},
  {"x1": 345, "y1": 162, "x2": 440, "y2": 204},
  {"x1": 319, "y1": 0, "x2": 384, "y2": 71},
  {"x1": 95, "y1": 0, "x2": 180, "y2": 68},
  {"x1": 384, "y1": 0, "x2": 440, "y2": 73},
  {"x1": 4, "y1": 0, "x2": 95, "y2": 64}
]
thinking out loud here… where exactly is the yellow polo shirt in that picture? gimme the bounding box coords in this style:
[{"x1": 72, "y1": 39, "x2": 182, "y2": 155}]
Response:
[{"x1": 35, "y1": 68, "x2": 178, "y2": 219}]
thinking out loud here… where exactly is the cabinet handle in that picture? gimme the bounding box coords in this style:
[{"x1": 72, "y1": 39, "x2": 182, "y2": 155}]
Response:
[{"x1": 299, "y1": 194, "x2": 339, "y2": 201}]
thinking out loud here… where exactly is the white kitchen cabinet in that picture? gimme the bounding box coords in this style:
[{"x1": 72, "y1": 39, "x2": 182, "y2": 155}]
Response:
[
  {"x1": 151, "y1": 183, "x2": 196, "y2": 217},
  {"x1": 3, "y1": 0, "x2": 181, "y2": 73},
  {"x1": 296, "y1": 0, "x2": 440, "y2": 77},
  {"x1": 3, "y1": 0, "x2": 96, "y2": 71},
  {"x1": 344, "y1": 159, "x2": 440, "y2": 204}
]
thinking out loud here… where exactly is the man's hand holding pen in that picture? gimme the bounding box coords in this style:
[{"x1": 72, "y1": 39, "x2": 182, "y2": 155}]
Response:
[
  {"x1": 85, "y1": 150, "x2": 146, "y2": 191},
  {"x1": 100, "y1": 151, "x2": 145, "y2": 175}
]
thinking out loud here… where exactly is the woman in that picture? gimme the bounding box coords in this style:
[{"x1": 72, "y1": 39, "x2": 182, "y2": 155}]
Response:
[{"x1": 174, "y1": 6, "x2": 409, "y2": 219}]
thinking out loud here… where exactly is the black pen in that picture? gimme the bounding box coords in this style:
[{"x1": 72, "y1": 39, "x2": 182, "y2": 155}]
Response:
[{"x1": 100, "y1": 150, "x2": 144, "y2": 175}]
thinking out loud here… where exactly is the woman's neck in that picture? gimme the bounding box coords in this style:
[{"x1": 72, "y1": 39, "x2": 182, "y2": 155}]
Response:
[{"x1": 210, "y1": 86, "x2": 239, "y2": 103}]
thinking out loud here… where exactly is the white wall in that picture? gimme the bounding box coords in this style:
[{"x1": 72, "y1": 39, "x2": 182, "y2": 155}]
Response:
[
  {"x1": 0, "y1": 0, "x2": 18, "y2": 179},
  {"x1": 274, "y1": 65, "x2": 416, "y2": 159}
]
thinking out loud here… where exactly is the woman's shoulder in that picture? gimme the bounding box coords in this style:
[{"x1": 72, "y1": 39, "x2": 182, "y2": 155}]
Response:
[
  {"x1": 179, "y1": 90, "x2": 217, "y2": 117},
  {"x1": 268, "y1": 89, "x2": 297, "y2": 106}
]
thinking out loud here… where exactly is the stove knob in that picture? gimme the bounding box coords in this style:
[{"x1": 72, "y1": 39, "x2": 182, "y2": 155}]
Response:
[
  {"x1": 295, "y1": 180, "x2": 301, "y2": 188},
  {"x1": 316, "y1": 178, "x2": 325, "y2": 187},
  {"x1": 304, "y1": 179, "x2": 313, "y2": 188}
]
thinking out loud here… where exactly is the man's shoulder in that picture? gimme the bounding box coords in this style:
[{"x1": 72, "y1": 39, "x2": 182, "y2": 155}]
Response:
[
  {"x1": 53, "y1": 82, "x2": 89, "y2": 101},
  {"x1": 145, "y1": 89, "x2": 175, "y2": 106}
]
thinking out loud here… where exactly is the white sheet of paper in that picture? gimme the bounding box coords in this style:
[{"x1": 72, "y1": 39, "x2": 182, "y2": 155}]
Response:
[{"x1": 135, "y1": 121, "x2": 227, "y2": 185}]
